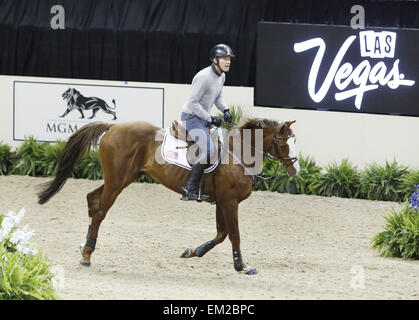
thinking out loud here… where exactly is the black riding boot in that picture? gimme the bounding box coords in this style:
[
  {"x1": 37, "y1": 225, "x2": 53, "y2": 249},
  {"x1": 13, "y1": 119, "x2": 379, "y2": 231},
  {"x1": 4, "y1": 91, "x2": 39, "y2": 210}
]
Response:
[{"x1": 181, "y1": 163, "x2": 209, "y2": 201}]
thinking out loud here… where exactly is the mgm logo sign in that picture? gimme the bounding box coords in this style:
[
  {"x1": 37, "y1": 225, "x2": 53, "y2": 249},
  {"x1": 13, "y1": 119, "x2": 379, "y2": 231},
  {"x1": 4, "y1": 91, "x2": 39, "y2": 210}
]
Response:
[
  {"x1": 14, "y1": 81, "x2": 164, "y2": 143},
  {"x1": 46, "y1": 122, "x2": 79, "y2": 134},
  {"x1": 46, "y1": 88, "x2": 117, "y2": 134}
]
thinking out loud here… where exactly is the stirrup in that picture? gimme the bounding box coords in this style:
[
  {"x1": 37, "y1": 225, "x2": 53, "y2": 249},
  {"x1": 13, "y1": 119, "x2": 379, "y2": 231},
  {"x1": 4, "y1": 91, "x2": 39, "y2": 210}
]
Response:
[
  {"x1": 181, "y1": 187, "x2": 209, "y2": 202},
  {"x1": 181, "y1": 165, "x2": 209, "y2": 202}
]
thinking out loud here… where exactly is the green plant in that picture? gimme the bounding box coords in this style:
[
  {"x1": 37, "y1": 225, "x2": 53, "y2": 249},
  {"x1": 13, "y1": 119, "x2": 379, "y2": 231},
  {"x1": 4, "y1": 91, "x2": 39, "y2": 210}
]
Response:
[
  {"x1": 39, "y1": 141, "x2": 67, "y2": 177},
  {"x1": 371, "y1": 204, "x2": 419, "y2": 260},
  {"x1": 253, "y1": 158, "x2": 289, "y2": 192},
  {"x1": 10, "y1": 137, "x2": 47, "y2": 176},
  {"x1": 0, "y1": 142, "x2": 15, "y2": 175},
  {"x1": 253, "y1": 154, "x2": 322, "y2": 194},
  {"x1": 3, "y1": 137, "x2": 416, "y2": 200},
  {"x1": 73, "y1": 151, "x2": 103, "y2": 180},
  {"x1": 6, "y1": 137, "x2": 158, "y2": 182},
  {"x1": 136, "y1": 174, "x2": 158, "y2": 184},
  {"x1": 0, "y1": 209, "x2": 59, "y2": 299},
  {"x1": 0, "y1": 249, "x2": 59, "y2": 300},
  {"x1": 309, "y1": 159, "x2": 360, "y2": 198},
  {"x1": 401, "y1": 170, "x2": 419, "y2": 201},
  {"x1": 359, "y1": 160, "x2": 408, "y2": 202},
  {"x1": 218, "y1": 105, "x2": 245, "y2": 130},
  {"x1": 291, "y1": 154, "x2": 322, "y2": 195}
]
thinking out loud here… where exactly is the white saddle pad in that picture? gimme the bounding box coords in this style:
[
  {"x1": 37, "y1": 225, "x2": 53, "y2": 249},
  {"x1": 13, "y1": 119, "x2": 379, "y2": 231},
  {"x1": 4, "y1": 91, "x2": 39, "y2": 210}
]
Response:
[{"x1": 161, "y1": 127, "x2": 223, "y2": 173}]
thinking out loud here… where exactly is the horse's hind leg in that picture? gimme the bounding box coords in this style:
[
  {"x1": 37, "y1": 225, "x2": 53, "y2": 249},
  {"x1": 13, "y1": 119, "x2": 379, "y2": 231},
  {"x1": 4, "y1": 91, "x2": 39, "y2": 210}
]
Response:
[
  {"x1": 80, "y1": 182, "x2": 122, "y2": 266},
  {"x1": 180, "y1": 203, "x2": 228, "y2": 258},
  {"x1": 80, "y1": 184, "x2": 104, "y2": 266},
  {"x1": 80, "y1": 139, "x2": 145, "y2": 266}
]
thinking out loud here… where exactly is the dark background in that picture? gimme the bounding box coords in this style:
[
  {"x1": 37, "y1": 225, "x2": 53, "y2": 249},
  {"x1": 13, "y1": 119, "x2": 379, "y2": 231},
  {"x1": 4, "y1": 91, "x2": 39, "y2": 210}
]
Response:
[
  {"x1": 255, "y1": 23, "x2": 419, "y2": 116},
  {"x1": 0, "y1": 0, "x2": 418, "y2": 87}
]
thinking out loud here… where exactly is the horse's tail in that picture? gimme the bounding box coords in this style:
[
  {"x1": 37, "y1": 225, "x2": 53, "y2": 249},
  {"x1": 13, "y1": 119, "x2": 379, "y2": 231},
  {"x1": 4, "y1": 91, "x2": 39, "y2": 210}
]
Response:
[{"x1": 38, "y1": 122, "x2": 112, "y2": 204}]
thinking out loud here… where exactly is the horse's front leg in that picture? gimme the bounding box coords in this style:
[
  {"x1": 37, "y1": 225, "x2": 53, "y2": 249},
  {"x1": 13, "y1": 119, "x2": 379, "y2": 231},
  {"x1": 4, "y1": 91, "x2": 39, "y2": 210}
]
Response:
[
  {"x1": 223, "y1": 200, "x2": 258, "y2": 275},
  {"x1": 180, "y1": 203, "x2": 228, "y2": 258}
]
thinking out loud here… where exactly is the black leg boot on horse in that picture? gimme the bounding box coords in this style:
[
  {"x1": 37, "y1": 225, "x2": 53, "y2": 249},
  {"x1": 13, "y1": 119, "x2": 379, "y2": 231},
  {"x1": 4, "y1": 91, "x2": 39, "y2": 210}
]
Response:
[{"x1": 181, "y1": 163, "x2": 209, "y2": 201}]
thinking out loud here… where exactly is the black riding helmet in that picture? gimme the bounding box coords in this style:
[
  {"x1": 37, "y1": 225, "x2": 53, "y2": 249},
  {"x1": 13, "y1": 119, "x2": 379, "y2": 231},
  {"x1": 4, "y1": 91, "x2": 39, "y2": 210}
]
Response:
[
  {"x1": 209, "y1": 44, "x2": 235, "y2": 60},
  {"x1": 210, "y1": 44, "x2": 235, "y2": 72}
]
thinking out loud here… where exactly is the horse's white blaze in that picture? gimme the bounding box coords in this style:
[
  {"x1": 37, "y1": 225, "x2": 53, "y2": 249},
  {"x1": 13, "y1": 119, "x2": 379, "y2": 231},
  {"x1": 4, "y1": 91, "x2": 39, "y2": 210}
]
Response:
[{"x1": 287, "y1": 137, "x2": 300, "y2": 174}]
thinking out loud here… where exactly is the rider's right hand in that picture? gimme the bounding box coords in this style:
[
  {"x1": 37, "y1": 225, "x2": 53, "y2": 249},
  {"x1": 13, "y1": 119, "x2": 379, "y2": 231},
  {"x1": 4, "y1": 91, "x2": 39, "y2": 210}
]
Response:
[{"x1": 210, "y1": 116, "x2": 223, "y2": 127}]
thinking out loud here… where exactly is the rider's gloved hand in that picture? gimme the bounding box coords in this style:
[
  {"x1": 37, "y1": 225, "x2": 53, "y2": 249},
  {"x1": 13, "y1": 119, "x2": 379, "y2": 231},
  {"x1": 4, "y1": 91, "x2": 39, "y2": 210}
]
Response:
[
  {"x1": 223, "y1": 109, "x2": 233, "y2": 123},
  {"x1": 210, "y1": 116, "x2": 223, "y2": 127}
]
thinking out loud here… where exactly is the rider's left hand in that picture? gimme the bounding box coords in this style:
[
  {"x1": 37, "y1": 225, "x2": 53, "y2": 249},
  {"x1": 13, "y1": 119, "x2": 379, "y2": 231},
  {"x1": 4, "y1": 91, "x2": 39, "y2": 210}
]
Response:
[{"x1": 223, "y1": 109, "x2": 232, "y2": 123}]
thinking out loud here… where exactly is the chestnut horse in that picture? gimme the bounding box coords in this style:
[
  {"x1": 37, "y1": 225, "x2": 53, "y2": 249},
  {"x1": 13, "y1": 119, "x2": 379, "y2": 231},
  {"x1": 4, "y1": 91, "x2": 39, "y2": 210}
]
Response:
[{"x1": 37, "y1": 118, "x2": 299, "y2": 275}]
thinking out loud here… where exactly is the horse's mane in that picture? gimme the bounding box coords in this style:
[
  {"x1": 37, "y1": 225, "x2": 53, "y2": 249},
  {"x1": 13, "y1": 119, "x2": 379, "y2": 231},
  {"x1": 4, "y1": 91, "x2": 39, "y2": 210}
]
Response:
[{"x1": 235, "y1": 118, "x2": 280, "y2": 130}]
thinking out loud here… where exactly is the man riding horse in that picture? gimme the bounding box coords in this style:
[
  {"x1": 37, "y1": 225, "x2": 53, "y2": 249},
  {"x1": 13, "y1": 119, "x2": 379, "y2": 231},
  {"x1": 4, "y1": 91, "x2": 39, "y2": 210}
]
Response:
[
  {"x1": 37, "y1": 43, "x2": 300, "y2": 275},
  {"x1": 181, "y1": 44, "x2": 234, "y2": 201}
]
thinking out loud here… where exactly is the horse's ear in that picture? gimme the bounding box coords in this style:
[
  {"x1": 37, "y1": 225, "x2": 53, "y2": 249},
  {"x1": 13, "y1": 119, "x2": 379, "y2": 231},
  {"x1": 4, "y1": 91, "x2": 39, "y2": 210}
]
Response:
[
  {"x1": 278, "y1": 123, "x2": 286, "y2": 134},
  {"x1": 285, "y1": 120, "x2": 296, "y2": 127},
  {"x1": 278, "y1": 120, "x2": 295, "y2": 134}
]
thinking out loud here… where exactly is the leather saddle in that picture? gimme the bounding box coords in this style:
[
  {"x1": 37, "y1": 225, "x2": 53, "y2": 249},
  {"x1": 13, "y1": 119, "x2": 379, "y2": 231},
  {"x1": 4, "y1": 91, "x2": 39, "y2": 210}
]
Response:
[
  {"x1": 168, "y1": 120, "x2": 223, "y2": 165},
  {"x1": 169, "y1": 121, "x2": 195, "y2": 147}
]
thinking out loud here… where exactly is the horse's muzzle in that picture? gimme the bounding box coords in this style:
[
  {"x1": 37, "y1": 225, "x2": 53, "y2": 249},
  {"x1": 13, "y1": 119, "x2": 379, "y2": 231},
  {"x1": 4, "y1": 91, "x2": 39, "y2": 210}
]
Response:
[{"x1": 286, "y1": 161, "x2": 300, "y2": 177}]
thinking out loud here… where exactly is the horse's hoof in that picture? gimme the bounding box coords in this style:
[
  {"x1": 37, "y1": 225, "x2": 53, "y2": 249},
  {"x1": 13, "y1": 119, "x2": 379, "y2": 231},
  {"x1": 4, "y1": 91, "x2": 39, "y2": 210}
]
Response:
[
  {"x1": 80, "y1": 260, "x2": 91, "y2": 267},
  {"x1": 180, "y1": 247, "x2": 193, "y2": 258},
  {"x1": 79, "y1": 244, "x2": 91, "y2": 266},
  {"x1": 243, "y1": 267, "x2": 258, "y2": 275}
]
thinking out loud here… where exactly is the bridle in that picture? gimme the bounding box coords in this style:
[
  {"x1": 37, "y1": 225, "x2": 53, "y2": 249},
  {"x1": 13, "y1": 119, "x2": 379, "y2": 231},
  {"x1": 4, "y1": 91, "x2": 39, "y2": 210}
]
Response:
[
  {"x1": 255, "y1": 131, "x2": 298, "y2": 181},
  {"x1": 266, "y1": 133, "x2": 298, "y2": 167},
  {"x1": 228, "y1": 122, "x2": 298, "y2": 181}
]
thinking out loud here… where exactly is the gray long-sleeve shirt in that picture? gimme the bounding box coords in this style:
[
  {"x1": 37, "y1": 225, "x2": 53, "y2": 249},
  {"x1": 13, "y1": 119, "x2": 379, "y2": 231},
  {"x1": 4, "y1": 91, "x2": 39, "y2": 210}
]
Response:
[{"x1": 182, "y1": 65, "x2": 228, "y2": 122}]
